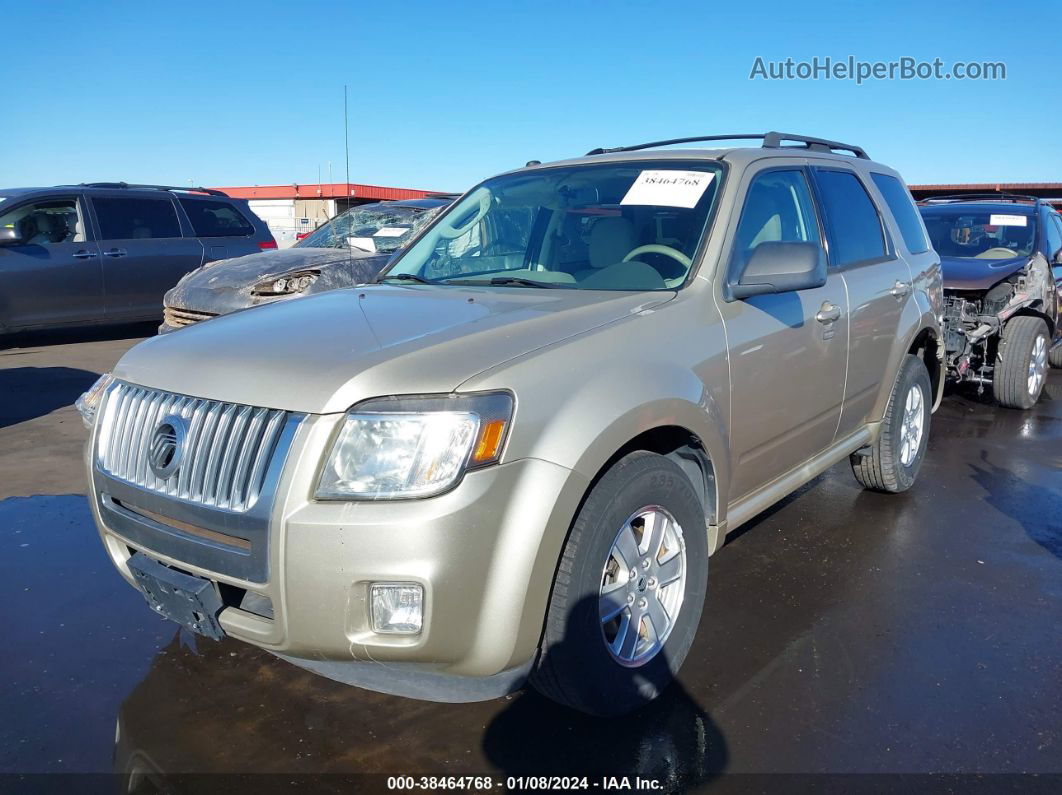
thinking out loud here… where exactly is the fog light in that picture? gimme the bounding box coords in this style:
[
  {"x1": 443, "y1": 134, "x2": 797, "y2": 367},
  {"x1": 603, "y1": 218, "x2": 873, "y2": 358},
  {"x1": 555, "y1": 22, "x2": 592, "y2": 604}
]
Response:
[{"x1": 370, "y1": 583, "x2": 423, "y2": 634}]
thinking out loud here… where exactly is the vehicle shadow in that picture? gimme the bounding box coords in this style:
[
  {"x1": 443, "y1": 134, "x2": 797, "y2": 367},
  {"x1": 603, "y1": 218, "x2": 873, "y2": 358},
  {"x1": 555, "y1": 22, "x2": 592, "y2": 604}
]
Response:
[
  {"x1": 968, "y1": 451, "x2": 1062, "y2": 559},
  {"x1": 0, "y1": 321, "x2": 157, "y2": 351},
  {"x1": 481, "y1": 595, "x2": 728, "y2": 790},
  {"x1": 0, "y1": 366, "x2": 99, "y2": 428}
]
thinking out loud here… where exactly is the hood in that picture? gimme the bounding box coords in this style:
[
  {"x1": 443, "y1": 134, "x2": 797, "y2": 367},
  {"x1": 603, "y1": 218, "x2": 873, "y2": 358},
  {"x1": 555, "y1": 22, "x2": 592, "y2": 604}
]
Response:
[
  {"x1": 115, "y1": 286, "x2": 672, "y2": 414},
  {"x1": 165, "y1": 247, "x2": 388, "y2": 314},
  {"x1": 940, "y1": 255, "x2": 1029, "y2": 292}
]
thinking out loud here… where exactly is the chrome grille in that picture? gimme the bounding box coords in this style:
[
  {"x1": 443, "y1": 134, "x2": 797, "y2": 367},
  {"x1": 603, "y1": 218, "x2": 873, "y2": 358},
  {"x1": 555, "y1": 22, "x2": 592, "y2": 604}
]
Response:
[
  {"x1": 163, "y1": 305, "x2": 217, "y2": 329},
  {"x1": 97, "y1": 382, "x2": 288, "y2": 512}
]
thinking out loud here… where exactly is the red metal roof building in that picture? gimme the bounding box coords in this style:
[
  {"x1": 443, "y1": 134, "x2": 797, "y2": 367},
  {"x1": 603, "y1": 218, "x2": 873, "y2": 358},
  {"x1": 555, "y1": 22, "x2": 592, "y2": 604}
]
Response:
[{"x1": 212, "y1": 182, "x2": 445, "y2": 202}]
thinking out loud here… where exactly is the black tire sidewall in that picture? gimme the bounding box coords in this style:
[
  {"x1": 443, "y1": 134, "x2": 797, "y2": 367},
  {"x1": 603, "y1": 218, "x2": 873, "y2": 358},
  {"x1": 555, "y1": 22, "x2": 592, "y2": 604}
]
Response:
[
  {"x1": 886, "y1": 356, "x2": 932, "y2": 490},
  {"x1": 541, "y1": 453, "x2": 708, "y2": 715}
]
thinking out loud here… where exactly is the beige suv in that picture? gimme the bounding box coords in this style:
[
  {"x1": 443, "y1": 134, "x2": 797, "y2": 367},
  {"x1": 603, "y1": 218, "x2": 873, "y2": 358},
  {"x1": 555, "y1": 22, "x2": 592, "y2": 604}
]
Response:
[{"x1": 80, "y1": 133, "x2": 944, "y2": 715}]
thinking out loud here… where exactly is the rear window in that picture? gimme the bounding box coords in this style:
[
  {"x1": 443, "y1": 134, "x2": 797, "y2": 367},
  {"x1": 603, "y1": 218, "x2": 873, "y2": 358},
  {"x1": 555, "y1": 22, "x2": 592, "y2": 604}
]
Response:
[
  {"x1": 92, "y1": 197, "x2": 182, "y2": 240},
  {"x1": 814, "y1": 170, "x2": 887, "y2": 267},
  {"x1": 179, "y1": 198, "x2": 254, "y2": 238},
  {"x1": 871, "y1": 173, "x2": 930, "y2": 254}
]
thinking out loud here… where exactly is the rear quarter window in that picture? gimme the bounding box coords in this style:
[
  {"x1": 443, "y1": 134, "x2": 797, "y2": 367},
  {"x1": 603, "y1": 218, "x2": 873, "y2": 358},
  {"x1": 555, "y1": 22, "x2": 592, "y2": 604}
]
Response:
[
  {"x1": 179, "y1": 199, "x2": 255, "y2": 238},
  {"x1": 814, "y1": 169, "x2": 887, "y2": 267},
  {"x1": 871, "y1": 173, "x2": 930, "y2": 254}
]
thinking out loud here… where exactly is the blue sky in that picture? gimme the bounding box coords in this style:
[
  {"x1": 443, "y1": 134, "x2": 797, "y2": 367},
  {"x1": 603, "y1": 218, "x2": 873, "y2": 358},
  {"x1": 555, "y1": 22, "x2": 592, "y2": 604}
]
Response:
[{"x1": 4, "y1": 0, "x2": 1059, "y2": 192}]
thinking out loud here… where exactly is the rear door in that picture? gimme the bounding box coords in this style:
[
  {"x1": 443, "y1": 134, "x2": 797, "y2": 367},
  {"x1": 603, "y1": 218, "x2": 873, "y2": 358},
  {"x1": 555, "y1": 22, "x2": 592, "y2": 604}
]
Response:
[
  {"x1": 0, "y1": 192, "x2": 103, "y2": 330},
  {"x1": 811, "y1": 168, "x2": 914, "y2": 438},
  {"x1": 719, "y1": 164, "x2": 849, "y2": 500},
  {"x1": 176, "y1": 197, "x2": 269, "y2": 263},
  {"x1": 88, "y1": 193, "x2": 205, "y2": 321}
]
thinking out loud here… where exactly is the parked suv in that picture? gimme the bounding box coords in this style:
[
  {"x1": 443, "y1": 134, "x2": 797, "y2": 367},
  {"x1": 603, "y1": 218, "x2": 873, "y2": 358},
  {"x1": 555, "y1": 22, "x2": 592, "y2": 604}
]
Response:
[
  {"x1": 79, "y1": 134, "x2": 943, "y2": 715},
  {"x1": 159, "y1": 197, "x2": 453, "y2": 333},
  {"x1": 918, "y1": 194, "x2": 1061, "y2": 408},
  {"x1": 0, "y1": 183, "x2": 275, "y2": 335}
]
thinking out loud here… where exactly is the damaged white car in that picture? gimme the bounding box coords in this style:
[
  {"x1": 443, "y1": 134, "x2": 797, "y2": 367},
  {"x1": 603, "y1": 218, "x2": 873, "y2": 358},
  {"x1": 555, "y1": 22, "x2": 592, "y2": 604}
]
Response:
[
  {"x1": 159, "y1": 197, "x2": 454, "y2": 333},
  {"x1": 919, "y1": 195, "x2": 1062, "y2": 409}
]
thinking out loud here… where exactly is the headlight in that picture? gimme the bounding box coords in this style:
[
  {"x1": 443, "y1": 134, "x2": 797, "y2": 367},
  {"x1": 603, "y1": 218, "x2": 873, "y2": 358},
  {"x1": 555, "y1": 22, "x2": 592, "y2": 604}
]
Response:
[
  {"x1": 253, "y1": 271, "x2": 319, "y2": 296},
  {"x1": 75, "y1": 373, "x2": 114, "y2": 428},
  {"x1": 316, "y1": 392, "x2": 514, "y2": 500}
]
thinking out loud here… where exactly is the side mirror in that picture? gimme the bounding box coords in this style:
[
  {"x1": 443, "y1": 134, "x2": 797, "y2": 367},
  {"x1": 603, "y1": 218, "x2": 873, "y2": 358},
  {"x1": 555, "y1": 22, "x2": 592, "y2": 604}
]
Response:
[
  {"x1": 0, "y1": 227, "x2": 23, "y2": 245},
  {"x1": 730, "y1": 241, "x2": 827, "y2": 300}
]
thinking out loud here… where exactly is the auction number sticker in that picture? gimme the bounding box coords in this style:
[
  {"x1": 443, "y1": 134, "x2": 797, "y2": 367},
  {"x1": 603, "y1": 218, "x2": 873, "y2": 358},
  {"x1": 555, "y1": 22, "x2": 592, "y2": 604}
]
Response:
[
  {"x1": 620, "y1": 170, "x2": 715, "y2": 208},
  {"x1": 989, "y1": 214, "x2": 1027, "y2": 226}
]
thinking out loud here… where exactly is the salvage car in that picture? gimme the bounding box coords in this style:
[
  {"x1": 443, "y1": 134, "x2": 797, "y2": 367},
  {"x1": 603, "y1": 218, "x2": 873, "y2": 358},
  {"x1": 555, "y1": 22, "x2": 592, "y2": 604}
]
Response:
[
  {"x1": 78, "y1": 133, "x2": 943, "y2": 715},
  {"x1": 919, "y1": 195, "x2": 1061, "y2": 408},
  {"x1": 160, "y1": 197, "x2": 453, "y2": 332},
  {"x1": 0, "y1": 183, "x2": 275, "y2": 335}
]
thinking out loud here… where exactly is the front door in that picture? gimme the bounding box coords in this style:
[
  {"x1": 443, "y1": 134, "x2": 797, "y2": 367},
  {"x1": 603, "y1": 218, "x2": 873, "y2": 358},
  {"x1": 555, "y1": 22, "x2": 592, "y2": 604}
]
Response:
[
  {"x1": 719, "y1": 166, "x2": 849, "y2": 500},
  {"x1": 0, "y1": 194, "x2": 103, "y2": 331},
  {"x1": 88, "y1": 194, "x2": 204, "y2": 321}
]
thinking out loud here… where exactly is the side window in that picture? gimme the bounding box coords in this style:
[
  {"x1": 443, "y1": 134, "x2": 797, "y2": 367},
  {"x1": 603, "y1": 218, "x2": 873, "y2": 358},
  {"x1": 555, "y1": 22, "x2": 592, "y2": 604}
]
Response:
[
  {"x1": 179, "y1": 199, "x2": 254, "y2": 238},
  {"x1": 732, "y1": 169, "x2": 820, "y2": 268},
  {"x1": 92, "y1": 197, "x2": 181, "y2": 240},
  {"x1": 0, "y1": 198, "x2": 85, "y2": 245},
  {"x1": 871, "y1": 173, "x2": 929, "y2": 254},
  {"x1": 1045, "y1": 213, "x2": 1062, "y2": 260},
  {"x1": 814, "y1": 170, "x2": 887, "y2": 267}
]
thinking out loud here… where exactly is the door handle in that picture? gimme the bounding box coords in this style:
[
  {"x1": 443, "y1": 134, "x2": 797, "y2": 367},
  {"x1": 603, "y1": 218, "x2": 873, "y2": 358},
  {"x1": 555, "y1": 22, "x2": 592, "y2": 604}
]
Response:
[
  {"x1": 889, "y1": 280, "x2": 911, "y2": 298},
  {"x1": 72, "y1": 250, "x2": 98, "y2": 259},
  {"x1": 815, "y1": 302, "x2": 842, "y2": 324},
  {"x1": 103, "y1": 248, "x2": 127, "y2": 258}
]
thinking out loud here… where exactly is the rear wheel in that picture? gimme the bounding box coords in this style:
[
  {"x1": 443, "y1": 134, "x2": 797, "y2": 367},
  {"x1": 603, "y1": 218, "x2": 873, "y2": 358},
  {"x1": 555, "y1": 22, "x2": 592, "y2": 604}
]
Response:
[
  {"x1": 851, "y1": 354, "x2": 931, "y2": 493},
  {"x1": 530, "y1": 451, "x2": 708, "y2": 716},
  {"x1": 995, "y1": 316, "x2": 1049, "y2": 409}
]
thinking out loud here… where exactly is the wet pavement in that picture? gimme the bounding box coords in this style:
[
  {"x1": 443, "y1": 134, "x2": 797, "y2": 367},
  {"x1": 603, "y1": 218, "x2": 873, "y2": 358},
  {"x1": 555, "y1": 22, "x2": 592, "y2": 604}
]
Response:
[{"x1": 2, "y1": 327, "x2": 1061, "y2": 789}]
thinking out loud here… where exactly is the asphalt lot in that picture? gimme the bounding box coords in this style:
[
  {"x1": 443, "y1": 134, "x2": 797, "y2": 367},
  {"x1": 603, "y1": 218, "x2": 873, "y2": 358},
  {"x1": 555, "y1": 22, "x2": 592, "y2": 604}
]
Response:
[{"x1": 2, "y1": 325, "x2": 1060, "y2": 789}]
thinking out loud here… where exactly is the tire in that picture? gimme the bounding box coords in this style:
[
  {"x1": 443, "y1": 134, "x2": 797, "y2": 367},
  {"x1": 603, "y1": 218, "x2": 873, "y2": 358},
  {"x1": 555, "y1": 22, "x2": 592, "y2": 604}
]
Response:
[
  {"x1": 529, "y1": 451, "x2": 708, "y2": 716},
  {"x1": 1047, "y1": 340, "x2": 1062, "y2": 370},
  {"x1": 850, "y1": 354, "x2": 931, "y2": 493},
  {"x1": 995, "y1": 316, "x2": 1049, "y2": 409}
]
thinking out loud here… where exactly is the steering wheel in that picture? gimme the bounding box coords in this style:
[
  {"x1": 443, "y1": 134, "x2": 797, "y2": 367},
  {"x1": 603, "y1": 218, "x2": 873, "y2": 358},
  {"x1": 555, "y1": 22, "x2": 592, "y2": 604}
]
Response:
[
  {"x1": 622, "y1": 244, "x2": 692, "y2": 268},
  {"x1": 976, "y1": 247, "x2": 1019, "y2": 259}
]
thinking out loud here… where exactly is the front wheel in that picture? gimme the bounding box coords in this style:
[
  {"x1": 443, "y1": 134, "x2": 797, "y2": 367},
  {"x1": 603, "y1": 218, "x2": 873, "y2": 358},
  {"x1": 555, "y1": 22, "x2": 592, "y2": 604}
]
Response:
[
  {"x1": 529, "y1": 451, "x2": 708, "y2": 715},
  {"x1": 995, "y1": 316, "x2": 1049, "y2": 409},
  {"x1": 850, "y1": 354, "x2": 932, "y2": 493}
]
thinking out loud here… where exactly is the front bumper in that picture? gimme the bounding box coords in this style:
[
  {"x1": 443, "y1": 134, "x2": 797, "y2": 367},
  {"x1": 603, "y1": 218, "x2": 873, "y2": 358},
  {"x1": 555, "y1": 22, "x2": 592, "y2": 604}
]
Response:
[{"x1": 88, "y1": 410, "x2": 588, "y2": 693}]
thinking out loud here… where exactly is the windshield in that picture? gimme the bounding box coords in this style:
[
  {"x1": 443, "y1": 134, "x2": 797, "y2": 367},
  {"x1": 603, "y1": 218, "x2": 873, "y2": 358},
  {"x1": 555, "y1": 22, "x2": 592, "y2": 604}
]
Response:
[
  {"x1": 382, "y1": 161, "x2": 723, "y2": 290},
  {"x1": 920, "y1": 207, "x2": 1037, "y2": 259},
  {"x1": 296, "y1": 203, "x2": 441, "y2": 254}
]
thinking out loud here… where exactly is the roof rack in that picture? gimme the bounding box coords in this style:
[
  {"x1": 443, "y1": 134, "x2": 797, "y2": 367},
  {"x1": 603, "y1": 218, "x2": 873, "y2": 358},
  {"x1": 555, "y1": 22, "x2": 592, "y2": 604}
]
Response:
[
  {"x1": 73, "y1": 182, "x2": 228, "y2": 197},
  {"x1": 916, "y1": 192, "x2": 1041, "y2": 206},
  {"x1": 423, "y1": 192, "x2": 462, "y2": 199},
  {"x1": 584, "y1": 131, "x2": 868, "y2": 159}
]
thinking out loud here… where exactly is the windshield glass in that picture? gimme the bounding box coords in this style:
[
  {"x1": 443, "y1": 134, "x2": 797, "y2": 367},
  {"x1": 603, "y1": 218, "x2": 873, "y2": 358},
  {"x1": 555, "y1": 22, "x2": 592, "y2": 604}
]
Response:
[
  {"x1": 920, "y1": 207, "x2": 1037, "y2": 259},
  {"x1": 383, "y1": 161, "x2": 723, "y2": 290},
  {"x1": 296, "y1": 203, "x2": 441, "y2": 254}
]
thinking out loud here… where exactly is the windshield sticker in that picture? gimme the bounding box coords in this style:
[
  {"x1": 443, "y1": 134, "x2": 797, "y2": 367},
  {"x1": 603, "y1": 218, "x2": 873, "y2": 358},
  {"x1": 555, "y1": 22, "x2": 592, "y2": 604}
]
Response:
[
  {"x1": 348, "y1": 236, "x2": 377, "y2": 252},
  {"x1": 373, "y1": 226, "x2": 410, "y2": 237},
  {"x1": 620, "y1": 170, "x2": 715, "y2": 209},
  {"x1": 989, "y1": 214, "x2": 1027, "y2": 227}
]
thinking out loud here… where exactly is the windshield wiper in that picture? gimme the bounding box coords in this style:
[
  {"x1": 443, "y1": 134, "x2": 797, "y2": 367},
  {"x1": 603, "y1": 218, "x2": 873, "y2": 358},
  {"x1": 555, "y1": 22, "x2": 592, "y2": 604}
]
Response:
[
  {"x1": 376, "y1": 272, "x2": 438, "y2": 285},
  {"x1": 445, "y1": 276, "x2": 562, "y2": 289},
  {"x1": 488, "y1": 276, "x2": 562, "y2": 288}
]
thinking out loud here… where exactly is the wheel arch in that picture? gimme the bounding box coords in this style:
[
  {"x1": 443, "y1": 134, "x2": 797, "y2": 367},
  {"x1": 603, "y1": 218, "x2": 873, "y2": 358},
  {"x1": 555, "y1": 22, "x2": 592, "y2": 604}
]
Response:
[{"x1": 906, "y1": 325, "x2": 944, "y2": 411}]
